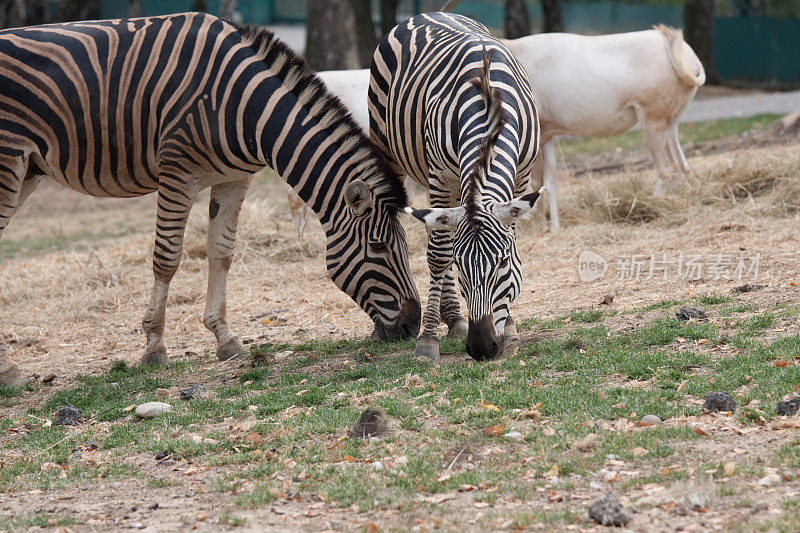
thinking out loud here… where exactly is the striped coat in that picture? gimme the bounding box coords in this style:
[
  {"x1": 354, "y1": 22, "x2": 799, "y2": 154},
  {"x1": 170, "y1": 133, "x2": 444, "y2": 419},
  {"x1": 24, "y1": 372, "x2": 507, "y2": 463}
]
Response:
[
  {"x1": 369, "y1": 12, "x2": 541, "y2": 360},
  {"x1": 0, "y1": 13, "x2": 420, "y2": 386}
]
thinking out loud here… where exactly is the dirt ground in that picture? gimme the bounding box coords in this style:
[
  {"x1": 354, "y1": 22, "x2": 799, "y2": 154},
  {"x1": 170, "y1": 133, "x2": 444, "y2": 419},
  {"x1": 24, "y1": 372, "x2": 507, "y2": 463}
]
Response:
[{"x1": 1, "y1": 137, "x2": 799, "y2": 531}]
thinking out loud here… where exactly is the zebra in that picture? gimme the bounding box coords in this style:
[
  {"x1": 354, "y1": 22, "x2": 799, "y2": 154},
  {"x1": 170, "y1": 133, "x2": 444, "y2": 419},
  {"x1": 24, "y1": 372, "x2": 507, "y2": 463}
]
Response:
[
  {"x1": 369, "y1": 12, "x2": 542, "y2": 361},
  {"x1": 0, "y1": 13, "x2": 421, "y2": 387}
]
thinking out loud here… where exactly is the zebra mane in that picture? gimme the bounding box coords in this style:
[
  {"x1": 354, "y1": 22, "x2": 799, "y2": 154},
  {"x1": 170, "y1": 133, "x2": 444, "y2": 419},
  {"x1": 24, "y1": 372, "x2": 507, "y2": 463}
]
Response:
[
  {"x1": 231, "y1": 22, "x2": 408, "y2": 214},
  {"x1": 463, "y1": 49, "x2": 506, "y2": 227}
]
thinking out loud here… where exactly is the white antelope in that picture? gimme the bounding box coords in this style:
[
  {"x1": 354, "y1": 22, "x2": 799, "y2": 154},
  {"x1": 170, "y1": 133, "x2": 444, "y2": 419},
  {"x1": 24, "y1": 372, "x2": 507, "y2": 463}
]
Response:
[{"x1": 503, "y1": 25, "x2": 706, "y2": 230}]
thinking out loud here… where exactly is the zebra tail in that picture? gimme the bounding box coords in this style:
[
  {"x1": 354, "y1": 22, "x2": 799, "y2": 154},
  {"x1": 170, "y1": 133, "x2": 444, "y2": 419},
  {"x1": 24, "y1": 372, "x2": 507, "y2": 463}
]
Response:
[{"x1": 464, "y1": 48, "x2": 507, "y2": 217}]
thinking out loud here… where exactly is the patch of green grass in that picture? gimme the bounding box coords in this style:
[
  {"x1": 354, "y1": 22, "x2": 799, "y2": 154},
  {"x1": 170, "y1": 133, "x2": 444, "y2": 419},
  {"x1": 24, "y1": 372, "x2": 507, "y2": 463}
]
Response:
[
  {"x1": 640, "y1": 299, "x2": 683, "y2": 312},
  {"x1": 557, "y1": 114, "x2": 782, "y2": 157},
  {"x1": 0, "y1": 513, "x2": 77, "y2": 531},
  {"x1": 567, "y1": 309, "x2": 603, "y2": 323},
  {"x1": 235, "y1": 484, "x2": 276, "y2": 508},
  {"x1": 634, "y1": 318, "x2": 717, "y2": 347},
  {"x1": 220, "y1": 512, "x2": 247, "y2": 527},
  {"x1": 698, "y1": 294, "x2": 732, "y2": 306},
  {"x1": 0, "y1": 225, "x2": 141, "y2": 260}
]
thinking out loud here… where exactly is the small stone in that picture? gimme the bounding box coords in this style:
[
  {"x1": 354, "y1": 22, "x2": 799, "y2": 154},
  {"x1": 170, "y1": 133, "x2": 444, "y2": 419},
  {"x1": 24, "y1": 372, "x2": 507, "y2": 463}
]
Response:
[
  {"x1": 149, "y1": 503, "x2": 159, "y2": 510},
  {"x1": 758, "y1": 474, "x2": 779, "y2": 487},
  {"x1": 732, "y1": 283, "x2": 764, "y2": 294},
  {"x1": 129, "y1": 522, "x2": 144, "y2": 529},
  {"x1": 588, "y1": 493, "x2": 631, "y2": 527},
  {"x1": 371, "y1": 461, "x2": 383, "y2": 471},
  {"x1": 85, "y1": 436, "x2": 98, "y2": 450},
  {"x1": 503, "y1": 430, "x2": 524, "y2": 440},
  {"x1": 600, "y1": 294, "x2": 614, "y2": 305},
  {"x1": 135, "y1": 402, "x2": 172, "y2": 419},
  {"x1": 54, "y1": 405, "x2": 82, "y2": 426},
  {"x1": 154, "y1": 450, "x2": 172, "y2": 461},
  {"x1": 179, "y1": 384, "x2": 203, "y2": 401},
  {"x1": 676, "y1": 306, "x2": 707, "y2": 321},
  {"x1": 41, "y1": 374, "x2": 57, "y2": 385},
  {"x1": 641, "y1": 414, "x2": 661, "y2": 426},
  {"x1": 776, "y1": 395, "x2": 800, "y2": 416},
  {"x1": 703, "y1": 391, "x2": 736, "y2": 413},
  {"x1": 274, "y1": 350, "x2": 293, "y2": 360}
]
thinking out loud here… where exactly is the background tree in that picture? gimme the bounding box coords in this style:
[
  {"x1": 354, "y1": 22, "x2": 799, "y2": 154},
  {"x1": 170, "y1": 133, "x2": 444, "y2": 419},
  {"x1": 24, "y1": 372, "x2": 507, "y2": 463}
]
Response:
[
  {"x1": 349, "y1": 0, "x2": 379, "y2": 68},
  {"x1": 305, "y1": 0, "x2": 358, "y2": 71},
  {"x1": 381, "y1": 0, "x2": 398, "y2": 36},
  {"x1": 505, "y1": 0, "x2": 530, "y2": 39},
  {"x1": 219, "y1": 0, "x2": 237, "y2": 20},
  {"x1": 541, "y1": 0, "x2": 563, "y2": 33},
  {"x1": 684, "y1": 0, "x2": 717, "y2": 83},
  {"x1": 193, "y1": 0, "x2": 207, "y2": 12}
]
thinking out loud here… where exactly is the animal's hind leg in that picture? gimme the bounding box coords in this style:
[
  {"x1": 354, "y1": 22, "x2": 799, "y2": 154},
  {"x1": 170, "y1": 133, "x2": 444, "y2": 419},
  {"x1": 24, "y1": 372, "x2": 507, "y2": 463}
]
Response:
[
  {"x1": 204, "y1": 178, "x2": 250, "y2": 362},
  {"x1": 642, "y1": 116, "x2": 680, "y2": 196},
  {"x1": 0, "y1": 156, "x2": 26, "y2": 386},
  {"x1": 668, "y1": 120, "x2": 690, "y2": 174},
  {"x1": 141, "y1": 176, "x2": 199, "y2": 366}
]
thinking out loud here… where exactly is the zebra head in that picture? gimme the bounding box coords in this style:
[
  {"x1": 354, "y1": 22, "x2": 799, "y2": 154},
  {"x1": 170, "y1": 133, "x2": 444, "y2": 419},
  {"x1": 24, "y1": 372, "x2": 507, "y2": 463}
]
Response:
[
  {"x1": 405, "y1": 186, "x2": 543, "y2": 360},
  {"x1": 326, "y1": 177, "x2": 421, "y2": 342}
]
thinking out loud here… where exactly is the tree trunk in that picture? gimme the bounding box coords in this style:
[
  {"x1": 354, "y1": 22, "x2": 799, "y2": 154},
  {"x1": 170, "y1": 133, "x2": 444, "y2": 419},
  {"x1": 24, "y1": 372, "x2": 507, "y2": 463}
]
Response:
[
  {"x1": 684, "y1": 0, "x2": 716, "y2": 83},
  {"x1": 128, "y1": 0, "x2": 142, "y2": 18},
  {"x1": 381, "y1": 0, "x2": 398, "y2": 36},
  {"x1": 193, "y1": 0, "x2": 208, "y2": 12},
  {"x1": 10, "y1": 0, "x2": 26, "y2": 27},
  {"x1": 305, "y1": 0, "x2": 357, "y2": 71},
  {"x1": 541, "y1": 0, "x2": 563, "y2": 33},
  {"x1": 349, "y1": 0, "x2": 378, "y2": 68},
  {"x1": 219, "y1": 0, "x2": 237, "y2": 20},
  {"x1": 505, "y1": 0, "x2": 530, "y2": 39}
]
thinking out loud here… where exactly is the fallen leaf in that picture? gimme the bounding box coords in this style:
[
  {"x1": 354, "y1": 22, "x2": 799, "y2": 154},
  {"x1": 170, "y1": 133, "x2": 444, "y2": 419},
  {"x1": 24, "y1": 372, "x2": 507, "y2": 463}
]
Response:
[
  {"x1": 123, "y1": 404, "x2": 136, "y2": 412},
  {"x1": 436, "y1": 472, "x2": 451, "y2": 482},
  {"x1": 542, "y1": 427, "x2": 556, "y2": 437},
  {"x1": 572, "y1": 433, "x2": 597, "y2": 452},
  {"x1": 482, "y1": 424, "x2": 506, "y2": 438},
  {"x1": 603, "y1": 471, "x2": 618, "y2": 482},
  {"x1": 474, "y1": 502, "x2": 490, "y2": 509},
  {"x1": 692, "y1": 425, "x2": 709, "y2": 436},
  {"x1": 244, "y1": 432, "x2": 265, "y2": 445},
  {"x1": 612, "y1": 402, "x2": 626, "y2": 409},
  {"x1": 659, "y1": 467, "x2": 672, "y2": 477},
  {"x1": 775, "y1": 360, "x2": 789, "y2": 367},
  {"x1": 677, "y1": 379, "x2": 689, "y2": 391},
  {"x1": 481, "y1": 401, "x2": 500, "y2": 411},
  {"x1": 366, "y1": 521, "x2": 379, "y2": 533},
  {"x1": 548, "y1": 491, "x2": 563, "y2": 502},
  {"x1": 342, "y1": 455, "x2": 355, "y2": 463},
  {"x1": 544, "y1": 464, "x2": 559, "y2": 478}
]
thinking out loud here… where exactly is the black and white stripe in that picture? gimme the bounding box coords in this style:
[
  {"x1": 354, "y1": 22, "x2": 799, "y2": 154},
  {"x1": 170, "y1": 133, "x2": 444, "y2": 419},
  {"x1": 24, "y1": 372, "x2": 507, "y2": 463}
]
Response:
[
  {"x1": 0, "y1": 12, "x2": 420, "y2": 385},
  {"x1": 369, "y1": 12, "x2": 540, "y2": 360}
]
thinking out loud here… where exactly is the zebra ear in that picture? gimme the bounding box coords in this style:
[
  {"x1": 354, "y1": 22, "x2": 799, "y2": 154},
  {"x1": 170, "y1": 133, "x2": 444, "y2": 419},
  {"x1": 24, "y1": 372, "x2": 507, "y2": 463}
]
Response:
[
  {"x1": 490, "y1": 186, "x2": 546, "y2": 225},
  {"x1": 345, "y1": 179, "x2": 373, "y2": 216},
  {"x1": 403, "y1": 206, "x2": 465, "y2": 231}
]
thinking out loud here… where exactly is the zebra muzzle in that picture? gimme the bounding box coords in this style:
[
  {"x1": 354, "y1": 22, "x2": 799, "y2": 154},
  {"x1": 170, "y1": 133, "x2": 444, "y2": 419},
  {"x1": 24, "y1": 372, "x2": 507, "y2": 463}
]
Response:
[{"x1": 466, "y1": 315, "x2": 504, "y2": 361}]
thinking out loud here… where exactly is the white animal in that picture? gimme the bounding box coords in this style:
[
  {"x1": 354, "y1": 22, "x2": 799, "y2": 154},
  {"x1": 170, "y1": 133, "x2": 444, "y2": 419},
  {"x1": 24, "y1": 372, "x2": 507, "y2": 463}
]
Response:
[{"x1": 502, "y1": 25, "x2": 705, "y2": 230}]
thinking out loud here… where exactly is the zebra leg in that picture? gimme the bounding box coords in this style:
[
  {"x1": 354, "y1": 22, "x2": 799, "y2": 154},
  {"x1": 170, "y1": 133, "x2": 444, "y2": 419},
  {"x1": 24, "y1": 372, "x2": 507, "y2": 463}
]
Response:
[
  {"x1": 141, "y1": 184, "x2": 198, "y2": 366},
  {"x1": 204, "y1": 178, "x2": 250, "y2": 362},
  {"x1": 441, "y1": 267, "x2": 467, "y2": 338},
  {"x1": 0, "y1": 164, "x2": 37, "y2": 386},
  {"x1": 415, "y1": 229, "x2": 453, "y2": 360}
]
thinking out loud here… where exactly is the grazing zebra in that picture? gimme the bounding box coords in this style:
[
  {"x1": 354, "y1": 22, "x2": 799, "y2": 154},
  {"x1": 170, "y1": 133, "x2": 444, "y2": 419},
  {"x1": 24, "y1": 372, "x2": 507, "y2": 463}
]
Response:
[
  {"x1": 0, "y1": 13, "x2": 421, "y2": 386},
  {"x1": 369, "y1": 13, "x2": 541, "y2": 361}
]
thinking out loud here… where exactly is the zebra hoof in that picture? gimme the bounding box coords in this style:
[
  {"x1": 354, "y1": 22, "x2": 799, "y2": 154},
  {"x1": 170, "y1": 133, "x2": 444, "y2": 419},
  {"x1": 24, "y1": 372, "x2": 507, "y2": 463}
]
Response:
[
  {"x1": 142, "y1": 342, "x2": 169, "y2": 366},
  {"x1": 0, "y1": 359, "x2": 23, "y2": 387},
  {"x1": 217, "y1": 338, "x2": 246, "y2": 362},
  {"x1": 446, "y1": 319, "x2": 468, "y2": 338},
  {"x1": 414, "y1": 336, "x2": 440, "y2": 360}
]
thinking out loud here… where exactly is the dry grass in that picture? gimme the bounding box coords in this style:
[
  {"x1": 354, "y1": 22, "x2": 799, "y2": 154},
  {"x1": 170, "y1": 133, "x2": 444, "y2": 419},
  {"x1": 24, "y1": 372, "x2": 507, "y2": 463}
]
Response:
[
  {"x1": 557, "y1": 142, "x2": 800, "y2": 227},
  {"x1": 1, "y1": 141, "x2": 800, "y2": 383}
]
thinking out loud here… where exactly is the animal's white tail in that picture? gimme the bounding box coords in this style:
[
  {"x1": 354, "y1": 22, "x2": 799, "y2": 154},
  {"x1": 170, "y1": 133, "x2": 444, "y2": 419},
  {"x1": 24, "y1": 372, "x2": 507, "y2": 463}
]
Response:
[{"x1": 654, "y1": 24, "x2": 706, "y2": 87}]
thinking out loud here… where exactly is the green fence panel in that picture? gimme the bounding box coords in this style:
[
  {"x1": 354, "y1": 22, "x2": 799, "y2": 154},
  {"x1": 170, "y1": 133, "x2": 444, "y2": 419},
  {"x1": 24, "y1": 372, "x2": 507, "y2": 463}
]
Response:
[{"x1": 714, "y1": 17, "x2": 800, "y2": 83}]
